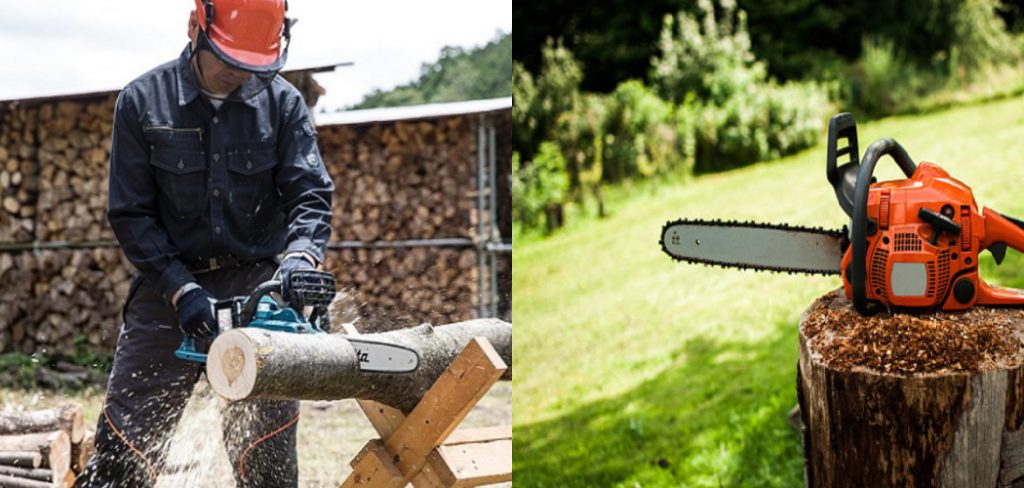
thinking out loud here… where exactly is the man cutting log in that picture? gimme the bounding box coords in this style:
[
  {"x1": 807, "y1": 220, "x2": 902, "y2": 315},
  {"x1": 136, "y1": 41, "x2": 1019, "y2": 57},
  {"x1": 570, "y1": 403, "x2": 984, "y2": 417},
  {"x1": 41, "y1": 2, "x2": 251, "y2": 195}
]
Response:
[{"x1": 75, "y1": 1, "x2": 333, "y2": 486}]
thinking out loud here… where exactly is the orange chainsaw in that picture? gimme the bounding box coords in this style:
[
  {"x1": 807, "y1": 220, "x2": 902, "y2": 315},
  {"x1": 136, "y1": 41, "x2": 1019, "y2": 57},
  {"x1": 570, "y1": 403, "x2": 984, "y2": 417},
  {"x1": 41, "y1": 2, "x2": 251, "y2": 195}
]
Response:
[{"x1": 660, "y1": 113, "x2": 1024, "y2": 315}]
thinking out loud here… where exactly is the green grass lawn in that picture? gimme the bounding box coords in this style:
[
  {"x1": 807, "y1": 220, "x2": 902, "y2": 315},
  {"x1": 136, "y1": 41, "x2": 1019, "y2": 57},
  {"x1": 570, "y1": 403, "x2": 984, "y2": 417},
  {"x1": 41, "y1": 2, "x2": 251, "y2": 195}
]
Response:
[{"x1": 512, "y1": 94, "x2": 1024, "y2": 487}]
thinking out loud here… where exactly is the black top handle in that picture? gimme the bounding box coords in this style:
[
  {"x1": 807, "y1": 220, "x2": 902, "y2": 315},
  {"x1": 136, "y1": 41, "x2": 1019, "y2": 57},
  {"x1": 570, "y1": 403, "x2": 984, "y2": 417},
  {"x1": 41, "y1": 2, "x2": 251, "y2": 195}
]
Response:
[
  {"x1": 850, "y1": 138, "x2": 917, "y2": 315},
  {"x1": 827, "y1": 113, "x2": 861, "y2": 218}
]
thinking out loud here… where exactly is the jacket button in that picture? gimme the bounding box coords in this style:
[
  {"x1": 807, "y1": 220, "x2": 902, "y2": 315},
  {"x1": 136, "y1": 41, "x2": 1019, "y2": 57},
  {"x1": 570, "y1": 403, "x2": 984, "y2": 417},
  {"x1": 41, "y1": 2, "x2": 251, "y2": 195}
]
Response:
[
  {"x1": 212, "y1": 116, "x2": 220, "y2": 124},
  {"x1": 213, "y1": 153, "x2": 221, "y2": 162},
  {"x1": 177, "y1": 160, "x2": 184, "y2": 169},
  {"x1": 214, "y1": 226, "x2": 222, "y2": 234},
  {"x1": 213, "y1": 188, "x2": 220, "y2": 197},
  {"x1": 246, "y1": 161, "x2": 253, "y2": 170}
]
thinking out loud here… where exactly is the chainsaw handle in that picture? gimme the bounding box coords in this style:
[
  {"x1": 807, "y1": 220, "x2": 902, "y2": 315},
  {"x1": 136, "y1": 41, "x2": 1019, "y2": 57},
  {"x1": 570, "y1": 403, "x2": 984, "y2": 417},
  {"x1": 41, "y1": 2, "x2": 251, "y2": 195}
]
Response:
[
  {"x1": 850, "y1": 138, "x2": 918, "y2": 315},
  {"x1": 827, "y1": 113, "x2": 860, "y2": 217},
  {"x1": 239, "y1": 280, "x2": 284, "y2": 327}
]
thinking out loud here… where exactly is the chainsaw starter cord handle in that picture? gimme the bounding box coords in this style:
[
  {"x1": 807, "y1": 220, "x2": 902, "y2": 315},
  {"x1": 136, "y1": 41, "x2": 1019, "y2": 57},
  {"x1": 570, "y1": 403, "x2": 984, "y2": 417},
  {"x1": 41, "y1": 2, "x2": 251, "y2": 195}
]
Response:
[{"x1": 851, "y1": 138, "x2": 917, "y2": 315}]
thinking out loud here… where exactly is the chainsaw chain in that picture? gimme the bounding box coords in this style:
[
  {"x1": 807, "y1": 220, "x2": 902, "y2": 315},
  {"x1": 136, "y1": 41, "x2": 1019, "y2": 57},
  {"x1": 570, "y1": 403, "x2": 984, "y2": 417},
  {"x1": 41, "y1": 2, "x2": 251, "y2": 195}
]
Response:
[{"x1": 659, "y1": 218, "x2": 849, "y2": 276}]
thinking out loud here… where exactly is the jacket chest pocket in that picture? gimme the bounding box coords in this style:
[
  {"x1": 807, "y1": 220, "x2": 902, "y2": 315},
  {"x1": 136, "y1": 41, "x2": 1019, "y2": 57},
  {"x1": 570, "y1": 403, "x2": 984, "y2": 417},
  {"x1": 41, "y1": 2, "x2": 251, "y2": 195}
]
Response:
[
  {"x1": 146, "y1": 128, "x2": 208, "y2": 219},
  {"x1": 226, "y1": 145, "x2": 277, "y2": 219}
]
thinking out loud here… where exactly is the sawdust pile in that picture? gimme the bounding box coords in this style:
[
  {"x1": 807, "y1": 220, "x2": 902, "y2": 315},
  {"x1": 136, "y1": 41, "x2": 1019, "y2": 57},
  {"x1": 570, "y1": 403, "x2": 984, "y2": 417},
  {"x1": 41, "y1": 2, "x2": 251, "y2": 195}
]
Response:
[{"x1": 802, "y1": 290, "x2": 1024, "y2": 374}]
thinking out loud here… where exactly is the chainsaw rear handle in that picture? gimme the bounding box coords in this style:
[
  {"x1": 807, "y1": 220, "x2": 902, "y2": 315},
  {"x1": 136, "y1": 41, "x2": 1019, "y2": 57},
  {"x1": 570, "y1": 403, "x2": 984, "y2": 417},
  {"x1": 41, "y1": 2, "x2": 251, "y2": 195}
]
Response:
[
  {"x1": 850, "y1": 138, "x2": 918, "y2": 315},
  {"x1": 976, "y1": 209, "x2": 1024, "y2": 305}
]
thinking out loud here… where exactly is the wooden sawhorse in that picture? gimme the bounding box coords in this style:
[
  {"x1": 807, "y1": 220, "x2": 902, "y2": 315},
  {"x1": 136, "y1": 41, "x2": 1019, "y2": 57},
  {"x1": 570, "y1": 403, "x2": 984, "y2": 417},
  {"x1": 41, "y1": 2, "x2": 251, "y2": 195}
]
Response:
[{"x1": 340, "y1": 337, "x2": 511, "y2": 487}]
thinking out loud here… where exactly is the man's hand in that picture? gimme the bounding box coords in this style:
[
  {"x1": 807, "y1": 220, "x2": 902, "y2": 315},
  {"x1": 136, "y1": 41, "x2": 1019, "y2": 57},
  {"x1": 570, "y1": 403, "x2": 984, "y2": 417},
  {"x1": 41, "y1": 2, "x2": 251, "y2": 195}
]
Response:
[
  {"x1": 175, "y1": 287, "x2": 217, "y2": 338},
  {"x1": 278, "y1": 254, "x2": 316, "y2": 297}
]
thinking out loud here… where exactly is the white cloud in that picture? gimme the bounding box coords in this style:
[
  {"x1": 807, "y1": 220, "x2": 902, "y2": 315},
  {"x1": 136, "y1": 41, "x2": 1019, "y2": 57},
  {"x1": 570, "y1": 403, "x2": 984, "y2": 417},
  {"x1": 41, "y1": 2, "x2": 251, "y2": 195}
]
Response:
[{"x1": 0, "y1": 0, "x2": 510, "y2": 110}]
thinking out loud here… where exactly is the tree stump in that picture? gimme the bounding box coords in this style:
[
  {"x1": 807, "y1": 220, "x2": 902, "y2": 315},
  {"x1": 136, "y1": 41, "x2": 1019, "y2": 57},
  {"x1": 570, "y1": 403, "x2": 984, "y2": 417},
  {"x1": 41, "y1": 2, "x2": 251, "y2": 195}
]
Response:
[{"x1": 798, "y1": 289, "x2": 1024, "y2": 487}]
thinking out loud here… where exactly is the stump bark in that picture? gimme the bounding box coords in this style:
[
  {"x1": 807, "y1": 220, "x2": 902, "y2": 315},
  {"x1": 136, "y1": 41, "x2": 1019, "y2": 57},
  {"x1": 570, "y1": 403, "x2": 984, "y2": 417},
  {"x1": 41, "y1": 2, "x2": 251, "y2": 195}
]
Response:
[
  {"x1": 206, "y1": 318, "x2": 511, "y2": 412},
  {"x1": 798, "y1": 290, "x2": 1024, "y2": 487}
]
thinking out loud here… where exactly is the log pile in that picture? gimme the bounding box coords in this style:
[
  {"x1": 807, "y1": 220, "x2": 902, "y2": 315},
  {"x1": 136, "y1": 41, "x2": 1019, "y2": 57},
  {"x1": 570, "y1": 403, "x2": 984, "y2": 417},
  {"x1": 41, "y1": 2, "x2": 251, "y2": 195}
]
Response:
[
  {"x1": 0, "y1": 252, "x2": 36, "y2": 355},
  {"x1": 29, "y1": 249, "x2": 133, "y2": 354},
  {"x1": 0, "y1": 104, "x2": 38, "y2": 243},
  {"x1": 317, "y1": 117, "x2": 478, "y2": 242},
  {"x1": 35, "y1": 97, "x2": 116, "y2": 242},
  {"x1": 0, "y1": 404, "x2": 92, "y2": 487},
  {"x1": 324, "y1": 248, "x2": 477, "y2": 332},
  {"x1": 0, "y1": 249, "x2": 131, "y2": 356}
]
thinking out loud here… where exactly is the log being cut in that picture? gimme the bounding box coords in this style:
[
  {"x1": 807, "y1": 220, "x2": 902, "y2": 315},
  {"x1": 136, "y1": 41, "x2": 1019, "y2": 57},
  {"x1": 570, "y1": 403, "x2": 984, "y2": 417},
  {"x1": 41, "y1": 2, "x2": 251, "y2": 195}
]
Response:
[{"x1": 206, "y1": 318, "x2": 511, "y2": 412}]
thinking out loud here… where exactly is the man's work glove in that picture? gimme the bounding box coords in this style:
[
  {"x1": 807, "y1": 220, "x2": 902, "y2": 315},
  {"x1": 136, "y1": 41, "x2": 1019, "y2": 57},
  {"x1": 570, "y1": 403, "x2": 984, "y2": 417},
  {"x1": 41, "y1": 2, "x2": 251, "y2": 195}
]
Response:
[
  {"x1": 174, "y1": 287, "x2": 217, "y2": 338},
  {"x1": 277, "y1": 253, "x2": 316, "y2": 298}
]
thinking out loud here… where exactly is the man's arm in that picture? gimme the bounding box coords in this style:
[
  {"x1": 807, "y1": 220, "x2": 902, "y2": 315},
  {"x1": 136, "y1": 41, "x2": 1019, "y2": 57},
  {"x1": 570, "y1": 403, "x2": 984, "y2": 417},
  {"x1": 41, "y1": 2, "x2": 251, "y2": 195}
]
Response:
[
  {"x1": 275, "y1": 94, "x2": 335, "y2": 265},
  {"x1": 107, "y1": 86, "x2": 197, "y2": 304}
]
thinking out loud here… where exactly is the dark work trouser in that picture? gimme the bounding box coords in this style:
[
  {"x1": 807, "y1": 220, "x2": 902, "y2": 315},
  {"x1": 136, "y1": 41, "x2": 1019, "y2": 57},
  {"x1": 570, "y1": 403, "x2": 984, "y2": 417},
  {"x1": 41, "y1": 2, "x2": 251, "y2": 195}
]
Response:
[{"x1": 75, "y1": 260, "x2": 299, "y2": 488}]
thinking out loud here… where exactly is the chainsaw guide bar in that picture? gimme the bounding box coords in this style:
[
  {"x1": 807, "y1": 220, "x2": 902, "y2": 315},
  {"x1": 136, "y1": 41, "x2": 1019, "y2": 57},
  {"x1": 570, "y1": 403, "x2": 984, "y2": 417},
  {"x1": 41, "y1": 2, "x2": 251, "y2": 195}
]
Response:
[{"x1": 660, "y1": 219, "x2": 849, "y2": 276}]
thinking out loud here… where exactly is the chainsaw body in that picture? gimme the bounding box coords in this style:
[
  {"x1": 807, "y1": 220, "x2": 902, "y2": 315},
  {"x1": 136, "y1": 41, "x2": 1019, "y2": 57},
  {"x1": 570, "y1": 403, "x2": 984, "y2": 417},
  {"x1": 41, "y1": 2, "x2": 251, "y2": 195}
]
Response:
[
  {"x1": 827, "y1": 113, "x2": 1024, "y2": 314},
  {"x1": 839, "y1": 162, "x2": 1024, "y2": 311},
  {"x1": 175, "y1": 269, "x2": 335, "y2": 363}
]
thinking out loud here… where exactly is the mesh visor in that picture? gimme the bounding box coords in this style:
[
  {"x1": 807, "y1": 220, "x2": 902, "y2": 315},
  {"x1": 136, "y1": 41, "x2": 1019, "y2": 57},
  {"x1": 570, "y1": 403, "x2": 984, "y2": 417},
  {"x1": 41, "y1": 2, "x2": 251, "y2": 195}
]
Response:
[{"x1": 192, "y1": 29, "x2": 290, "y2": 102}]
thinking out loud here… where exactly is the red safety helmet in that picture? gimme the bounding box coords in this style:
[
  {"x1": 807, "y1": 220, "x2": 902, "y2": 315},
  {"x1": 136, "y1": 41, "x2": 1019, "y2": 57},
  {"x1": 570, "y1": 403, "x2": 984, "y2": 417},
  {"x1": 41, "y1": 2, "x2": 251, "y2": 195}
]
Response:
[{"x1": 193, "y1": 0, "x2": 294, "y2": 75}]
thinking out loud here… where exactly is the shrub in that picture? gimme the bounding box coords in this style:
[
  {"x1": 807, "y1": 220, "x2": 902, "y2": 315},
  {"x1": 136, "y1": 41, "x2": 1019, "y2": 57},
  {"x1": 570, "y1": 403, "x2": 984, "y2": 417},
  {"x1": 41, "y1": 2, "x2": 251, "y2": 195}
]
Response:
[
  {"x1": 650, "y1": 0, "x2": 764, "y2": 106},
  {"x1": 512, "y1": 144, "x2": 570, "y2": 234},
  {"x1": 601, "y1": 80, "x2": 689, "y2": 182},
  {"x1": 512, "y1": 39, "x2": 583, "y2": 162}
]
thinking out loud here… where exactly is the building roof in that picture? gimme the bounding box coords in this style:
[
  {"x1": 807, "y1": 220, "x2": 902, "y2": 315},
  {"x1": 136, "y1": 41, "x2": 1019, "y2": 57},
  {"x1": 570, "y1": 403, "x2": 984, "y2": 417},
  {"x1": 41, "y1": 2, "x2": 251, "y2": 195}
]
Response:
[{"x1": 315, "y1": 97, "x2": 511, "y2": 126}]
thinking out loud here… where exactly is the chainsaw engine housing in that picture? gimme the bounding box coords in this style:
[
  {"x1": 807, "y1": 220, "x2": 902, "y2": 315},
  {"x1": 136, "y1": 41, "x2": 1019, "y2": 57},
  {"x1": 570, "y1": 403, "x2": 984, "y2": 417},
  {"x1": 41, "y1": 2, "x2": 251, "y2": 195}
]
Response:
[{"x1": 841, "y1": 163, "x2": 981, "y2": 310}]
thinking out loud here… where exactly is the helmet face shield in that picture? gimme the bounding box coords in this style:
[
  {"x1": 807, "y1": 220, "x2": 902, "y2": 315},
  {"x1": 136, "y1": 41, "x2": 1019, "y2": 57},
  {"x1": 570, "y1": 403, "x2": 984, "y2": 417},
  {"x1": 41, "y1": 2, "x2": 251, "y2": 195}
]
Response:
[{"x1": 190, "y1": 34, "x2": 282, "y2": 102}]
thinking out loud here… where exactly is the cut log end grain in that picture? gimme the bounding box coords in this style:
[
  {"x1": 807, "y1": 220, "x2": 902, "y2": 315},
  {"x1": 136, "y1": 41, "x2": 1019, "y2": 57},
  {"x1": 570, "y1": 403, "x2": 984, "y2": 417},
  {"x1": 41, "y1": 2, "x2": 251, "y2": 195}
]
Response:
[
  {"x1": 801, "y1": 289, "x2": 1024, "y2": 374},
  {"x1": 206, "y1": 334, "x2": 260, "y2": 401}
]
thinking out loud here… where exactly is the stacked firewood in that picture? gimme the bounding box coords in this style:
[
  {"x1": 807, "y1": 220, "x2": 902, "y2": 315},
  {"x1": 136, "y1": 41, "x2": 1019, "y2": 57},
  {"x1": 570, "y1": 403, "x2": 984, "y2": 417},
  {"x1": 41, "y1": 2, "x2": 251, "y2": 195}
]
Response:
[
  {"x1": 0, "y1": 404, "x2": 94, "y2": 487},
  {"x1": 29, "y1": 249, "x2": 133, "y2": 354},
  {"x1": 317, "y1": 117, "x2": 478, "y2": 242},
  {"x1": 0, "y1": 249, "x2": 131, "y2": 356},
  {"x1": 324, "y1": 247, "x2": 478, "y2": 332},
  {"x1": 35, "y1": 97, "x2": 116, "y2": 242},
  {"x1": 0, "y1": 104, "x2": 38, "y2": 243}
]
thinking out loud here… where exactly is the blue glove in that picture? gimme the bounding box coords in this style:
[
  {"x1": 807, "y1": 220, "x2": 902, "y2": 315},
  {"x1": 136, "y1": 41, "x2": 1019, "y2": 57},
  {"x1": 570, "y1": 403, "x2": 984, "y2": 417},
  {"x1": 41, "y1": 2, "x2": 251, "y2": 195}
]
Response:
[
  {"x1": 175, "y1": 287, "x2": 216, "y2": 338},
  {"x1": 278, "y1": 255, "x2": 315, "y2": 299}
]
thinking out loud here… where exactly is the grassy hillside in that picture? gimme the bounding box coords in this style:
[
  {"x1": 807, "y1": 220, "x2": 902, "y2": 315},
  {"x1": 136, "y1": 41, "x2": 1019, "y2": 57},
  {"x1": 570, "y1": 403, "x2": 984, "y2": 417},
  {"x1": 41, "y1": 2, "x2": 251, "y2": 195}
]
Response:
[{"x1": 512, "y1": 94, "x2": 1024, "y2": 487}]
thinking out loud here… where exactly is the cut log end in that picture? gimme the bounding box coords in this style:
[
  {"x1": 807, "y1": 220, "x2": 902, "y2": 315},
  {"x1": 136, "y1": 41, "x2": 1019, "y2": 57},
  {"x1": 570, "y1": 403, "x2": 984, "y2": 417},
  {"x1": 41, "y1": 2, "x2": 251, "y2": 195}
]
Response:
[{"x1": 206, "y1": 330, "x2": 259, "y2": 401}]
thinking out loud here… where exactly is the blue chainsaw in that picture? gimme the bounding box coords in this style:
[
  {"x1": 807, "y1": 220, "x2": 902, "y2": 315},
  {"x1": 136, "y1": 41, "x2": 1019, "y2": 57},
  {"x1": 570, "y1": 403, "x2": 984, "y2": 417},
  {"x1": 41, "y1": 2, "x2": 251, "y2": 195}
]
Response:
[{"x1": 175, "y1": 269, "x2": 420, "y2": 373}]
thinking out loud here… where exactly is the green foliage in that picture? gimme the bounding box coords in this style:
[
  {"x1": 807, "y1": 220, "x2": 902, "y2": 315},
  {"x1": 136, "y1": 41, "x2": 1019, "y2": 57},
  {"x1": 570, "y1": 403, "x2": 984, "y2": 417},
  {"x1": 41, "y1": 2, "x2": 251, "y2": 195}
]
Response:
[
  {"x1": 601, "y1": 80, "x2": 688, "y2": 181},
  {"x1": 949, "y1": 0, "x2": 1020, "y2": 74},
  {"x1": 696, "y1": 81, "x2": 829, "y2": 171},
  {"x1": 513, "y1": 39, "x2": 583, "y2": 162},
  {"x1": 650, "y1": 0, "x2": 830, "y2": 172},
  {"x1": 650, "y1": 0, "x2": 763, "y2": 105},
  {"x1": 513, "y1": 63, "x2": 537, "y2": 163},
  {"x1": 512, "y1": 144, "x2": 570, "y2": 234},
  {"x1": 555, "y1": 93, "x2": 606, "y2": 191},
  {"x1": 353, "y1": 31, "x2": 511, "y2": 109},
  {"x1": 850, "y1": 38, "x2": 927, "y2": 117}
]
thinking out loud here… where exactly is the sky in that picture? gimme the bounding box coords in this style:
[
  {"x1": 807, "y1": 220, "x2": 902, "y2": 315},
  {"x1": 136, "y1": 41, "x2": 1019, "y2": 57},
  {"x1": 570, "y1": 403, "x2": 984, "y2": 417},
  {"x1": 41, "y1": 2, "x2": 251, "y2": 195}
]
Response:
[{"x1": 0, "y1": 0, "x2": 511, "y2": 112}]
